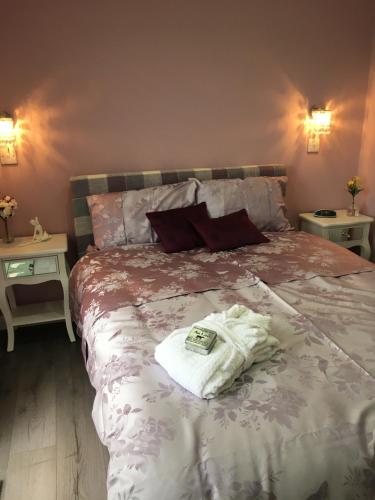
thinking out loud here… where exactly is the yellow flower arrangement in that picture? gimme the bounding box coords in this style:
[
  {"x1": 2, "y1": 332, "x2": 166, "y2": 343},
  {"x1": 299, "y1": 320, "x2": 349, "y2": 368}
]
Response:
[
  {"x1": 346, "y1": 176, "x2": 363, "y2": 216},
  {"x1": 347, "y1": 176, "x2": 363, "y2": 198}
]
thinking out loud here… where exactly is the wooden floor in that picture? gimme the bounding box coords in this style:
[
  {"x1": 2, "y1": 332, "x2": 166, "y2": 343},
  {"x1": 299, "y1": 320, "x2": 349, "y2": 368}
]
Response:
[{"x1": 0, "y1": 323, "x2": 109, "y2": 500}]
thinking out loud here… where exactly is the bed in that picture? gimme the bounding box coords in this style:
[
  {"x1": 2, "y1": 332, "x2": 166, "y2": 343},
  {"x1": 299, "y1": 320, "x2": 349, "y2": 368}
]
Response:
[{"x1": 69, "y1": 165, "x2": 375, "y2": 500}]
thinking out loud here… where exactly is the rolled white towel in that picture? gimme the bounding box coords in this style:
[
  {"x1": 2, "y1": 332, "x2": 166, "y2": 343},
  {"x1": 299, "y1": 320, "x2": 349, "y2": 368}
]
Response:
[{"x1": 154, "y1": 305, "x2": 279, "y2": 399}]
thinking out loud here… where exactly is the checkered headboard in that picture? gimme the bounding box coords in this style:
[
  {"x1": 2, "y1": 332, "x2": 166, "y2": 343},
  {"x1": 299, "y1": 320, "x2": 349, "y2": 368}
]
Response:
[{"x1": 70, "y1": 164, "x2": 287, "y2": 257}]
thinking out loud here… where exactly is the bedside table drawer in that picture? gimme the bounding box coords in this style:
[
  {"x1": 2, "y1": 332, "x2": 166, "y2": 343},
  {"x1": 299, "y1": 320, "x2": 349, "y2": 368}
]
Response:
[
  {"x1": 329, "y1": 226, "x2": 363, "y2": 243},
  {"x1": 3, "y1": 255, "x2": 59, "y2": 279}
]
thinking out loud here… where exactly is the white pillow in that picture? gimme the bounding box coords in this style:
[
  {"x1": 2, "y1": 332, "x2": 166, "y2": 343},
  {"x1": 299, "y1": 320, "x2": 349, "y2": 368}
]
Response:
[
  {"x1": 123, "y1": 179, "x2": 198, "y2": 244},
  {"x1": 196, "y1": 176, "x2": 291, "y2": 231}
]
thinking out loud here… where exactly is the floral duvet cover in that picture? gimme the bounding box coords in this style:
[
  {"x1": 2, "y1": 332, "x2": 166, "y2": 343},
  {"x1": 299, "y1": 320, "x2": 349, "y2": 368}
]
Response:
[{"x1": 70, "y1": 232, "x2": 375, "y2": 499}]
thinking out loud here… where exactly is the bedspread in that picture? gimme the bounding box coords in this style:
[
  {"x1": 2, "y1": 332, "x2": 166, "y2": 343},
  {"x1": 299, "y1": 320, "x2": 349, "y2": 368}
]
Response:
[
  {"x1": 69, "y1": 232, "x2": 375, "y2": 500},
  {"x1": 70, "y1": 231, "x2": 374, "y2": 333}
]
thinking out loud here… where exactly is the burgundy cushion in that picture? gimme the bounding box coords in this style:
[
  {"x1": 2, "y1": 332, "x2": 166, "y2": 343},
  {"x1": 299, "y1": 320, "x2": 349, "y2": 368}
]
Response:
[
  {"x1": 146, "y1": 203, "x2": 209, "y2": 253},
  {"x1": 191, "y1": 209, "x2": 269, "y2": 252}
]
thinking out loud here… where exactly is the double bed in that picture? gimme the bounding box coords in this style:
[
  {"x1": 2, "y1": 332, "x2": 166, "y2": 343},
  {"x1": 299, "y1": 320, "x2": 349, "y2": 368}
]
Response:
[{"x1": 69, "y1": 165, "x2": 375, "y2": 499}]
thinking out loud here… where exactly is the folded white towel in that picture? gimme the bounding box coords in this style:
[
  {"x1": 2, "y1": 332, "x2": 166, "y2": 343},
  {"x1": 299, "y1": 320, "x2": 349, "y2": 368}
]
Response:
[{"x1": 154, "y1": 304, "x2": 280, "y2": 399}]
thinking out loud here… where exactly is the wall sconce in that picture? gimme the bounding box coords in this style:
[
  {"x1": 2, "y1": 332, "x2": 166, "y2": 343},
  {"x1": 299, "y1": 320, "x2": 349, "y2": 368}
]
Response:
[
  {"x1": 0, "y1": 112, "x2": 17, "y2": 165},
  {"x1": 305, "y1": 107, "x2": 332, "y2": 153}
]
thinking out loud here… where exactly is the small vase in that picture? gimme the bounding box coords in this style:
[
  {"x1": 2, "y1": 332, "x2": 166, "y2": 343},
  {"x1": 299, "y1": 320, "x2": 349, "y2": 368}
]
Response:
[
  {"x1": 2, "y1": 218, "x2": 14, "y2": 244},
  {"x1": 347, "y1": 198, "x2": 359, "y2": 217}
]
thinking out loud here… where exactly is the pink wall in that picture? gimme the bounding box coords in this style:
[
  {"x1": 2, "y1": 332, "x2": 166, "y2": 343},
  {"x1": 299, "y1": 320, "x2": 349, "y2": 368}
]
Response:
[
  {"x1": 1, "y1": 0, "x2": 374, "y2": 256},
  {"x1": 359, "y1": 24, "x2": 375, "y2": 261}
]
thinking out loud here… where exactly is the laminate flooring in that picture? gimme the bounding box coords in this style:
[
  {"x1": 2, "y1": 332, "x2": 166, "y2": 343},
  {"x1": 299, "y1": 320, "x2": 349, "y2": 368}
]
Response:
[{"x1": 0, "y1": 323, "x2": 109, "y2": 500}]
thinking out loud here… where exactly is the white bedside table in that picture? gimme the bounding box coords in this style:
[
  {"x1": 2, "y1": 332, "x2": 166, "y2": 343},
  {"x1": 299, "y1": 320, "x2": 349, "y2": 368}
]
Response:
[
  {"x1": 0, "y1": 233, "x2": 75, "y2": 351},
  {"x1": 299, "y1": 210, "x2": 373, "y2": 260}
]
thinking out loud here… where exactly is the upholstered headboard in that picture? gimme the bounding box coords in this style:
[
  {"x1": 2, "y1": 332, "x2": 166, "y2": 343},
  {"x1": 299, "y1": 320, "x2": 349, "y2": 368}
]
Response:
[{"x1": 70, "y1": 164, "x2": 287, "y2": 257}]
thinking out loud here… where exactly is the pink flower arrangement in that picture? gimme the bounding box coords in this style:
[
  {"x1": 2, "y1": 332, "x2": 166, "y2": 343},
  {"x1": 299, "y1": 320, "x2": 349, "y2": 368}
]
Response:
[{"x1": 0, "y1": 195, "x2": 18, "y2": 219}]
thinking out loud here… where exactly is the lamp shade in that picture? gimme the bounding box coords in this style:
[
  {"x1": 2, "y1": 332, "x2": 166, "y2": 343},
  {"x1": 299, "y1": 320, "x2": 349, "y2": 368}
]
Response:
[
  {"x1": 310, "y1": 109, "x2": 332, "y2": 135},
  {"x1": 0, "y1": 116, "x2": 15, "y2": 140}
]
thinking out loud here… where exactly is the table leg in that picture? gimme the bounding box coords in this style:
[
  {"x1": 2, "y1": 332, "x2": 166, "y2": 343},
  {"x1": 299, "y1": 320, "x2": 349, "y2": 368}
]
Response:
[
  {"x1": 0, "y1": 286, "x2": 15, "y2": 352},
  {"x1": 58, "y1": 254, "x2": 75, "y2": 343},
  {"x1": 360, "y1": 242, "x2": 371, "y2": 260},
  {"x1": 7, "y1": 286, "x2": 17, "y2": 311}
]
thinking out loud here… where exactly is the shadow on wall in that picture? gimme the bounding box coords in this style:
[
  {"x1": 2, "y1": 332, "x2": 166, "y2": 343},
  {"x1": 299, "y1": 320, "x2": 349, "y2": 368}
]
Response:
[
  {"x1": 5, "y1": 78, "x2": 100, "y2": 244},
  {"x1": 266, "y1": 74, "x2": 308, "y2": 164},
  {"x1": 15, "y1": 79, "x2": 79, "y2": 173}
]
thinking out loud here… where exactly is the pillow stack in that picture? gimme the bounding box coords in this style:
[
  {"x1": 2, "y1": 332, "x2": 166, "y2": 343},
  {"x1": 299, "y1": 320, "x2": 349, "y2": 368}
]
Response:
[
  {"x1": 87, "y1": 180, "x2": 197, "y2": 250},
  {"x1": 87, "y1": 175, "x2": 290, "y2": 253}
]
